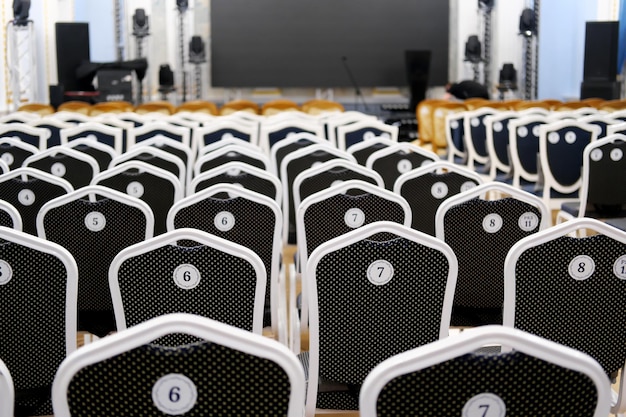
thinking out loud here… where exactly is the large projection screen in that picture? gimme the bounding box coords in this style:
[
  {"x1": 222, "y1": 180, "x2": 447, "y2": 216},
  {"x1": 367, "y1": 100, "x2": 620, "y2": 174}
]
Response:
[{"x1": 211, "y1": 0, "x2": 449, "y2": 88}]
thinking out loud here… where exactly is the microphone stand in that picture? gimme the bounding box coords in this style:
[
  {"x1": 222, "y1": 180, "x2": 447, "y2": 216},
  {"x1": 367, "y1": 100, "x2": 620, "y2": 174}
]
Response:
[{"x1": 341, "y1": 56, "x2": 369, "y2": 112}]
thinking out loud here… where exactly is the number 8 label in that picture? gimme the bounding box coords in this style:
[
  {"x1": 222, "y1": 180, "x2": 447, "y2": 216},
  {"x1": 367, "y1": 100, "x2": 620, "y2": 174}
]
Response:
[
  {"x1": 152, "y1": 374, "x2": 197, "y2": 415},
  {"x1": 569, "y1": 255, "x2": 595, "y2": 281}
]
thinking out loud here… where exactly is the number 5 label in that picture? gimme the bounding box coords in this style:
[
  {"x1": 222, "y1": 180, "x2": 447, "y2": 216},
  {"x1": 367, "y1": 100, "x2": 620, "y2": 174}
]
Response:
[
  {"x1": 462, "y1": 393, "x2": 506, "y2": 417},
  {"x1": 152, "y1": 374, "x2": 197, "y2": 415}
]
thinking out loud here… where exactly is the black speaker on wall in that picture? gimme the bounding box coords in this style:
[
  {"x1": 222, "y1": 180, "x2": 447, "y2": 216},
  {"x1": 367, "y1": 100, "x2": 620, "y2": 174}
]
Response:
[
  {"x1": 405, "y1": 50, "x2": 431, "y2": 112},
  {"x1": 55, "y1": 22, "x2": 91, "y2": 92},
  {"x1": 583, "y1": 21, "x2": 618, "y2": 81}
]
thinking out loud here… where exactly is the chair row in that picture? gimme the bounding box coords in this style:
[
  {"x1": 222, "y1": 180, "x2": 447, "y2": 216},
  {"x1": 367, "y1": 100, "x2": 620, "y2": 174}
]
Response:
[{"x1": 0, "y1": 314, "x2": 613, "y2": 417}]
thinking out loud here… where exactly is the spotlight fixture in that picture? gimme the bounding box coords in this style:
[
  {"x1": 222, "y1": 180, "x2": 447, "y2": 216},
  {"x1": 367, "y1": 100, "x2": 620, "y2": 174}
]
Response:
[
  {"x1": 12, "y1": 0, "x2": 31, "y2": 26},
  {"x1": 478, "y1": 0, "x2": 494, "y2": 11},
  {"x1": 176, "y1": 0, "x2": 189, "y2": 13},
  {"x1": 498, "y1": 63, "x2": 517, "y2": 90},
  {"x1": 464, "y1": 35, "x2": 482, "y2": 64},
  {"x1": 132, "y1": 9, "x2": 150, "y2": 37},
  {"x1": 519, "y1": 8, "x2": 536, "y2": 37},
  {"x1": 159, "y1": 64, "x2": 175, "y2": 91},
  {"x1": 189, "y1": 36, "x2": 206, "y2": 64}
]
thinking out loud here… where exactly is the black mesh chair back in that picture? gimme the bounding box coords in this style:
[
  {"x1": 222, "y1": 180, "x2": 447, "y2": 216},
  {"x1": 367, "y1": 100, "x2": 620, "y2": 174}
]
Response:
[
  {"x1": 394, "y1": 161, "x2": 483, "y2": 236},
  {"x1": 52, "y1": 314, "x2": 305, "y2": 417},
  {"x1": 0, "y1": 137, "x2": 39, "y2": 170},
  {"x1": 259, "y1": 118, "x2": 325, "y2": 152},
  {"x1": 192, "y1": 118, "x2": 258, "y2": 153},
  {"x1": 336, "y1": 119, "x2": 398, "y2": 150},
  {"x1": 111, "y1": 230, "x2": 266, "y2": 336},
  {"x1": 23, "y1": 147, "x2": 100, "y2": 189},
  {"x1": 37, "y1": 186, "x2": 154, "y2": 336},
  {"x1": 93, "y1": 161, "x2": 183, "y2": 235},
  {"x1": 0, "y1": 199, "x2": 22, "y2": 230},
  {"x1": 59, "y1": 122, "x2": 123, "y2": 153},
  {"x1": 193, "y1": 144, "x2": 269, "y2": 175},
  {"x1": 129, "y1": 136, "x2": 194, "y2": 191},
  {"x1": 0, "y1": 359, "x2": 14, "y2": 417},
  {"x1": 508, "y1": 115, "x2": 550, "y2": 191},
  {"x1": 65, "y1": 138, "x2": 118, "y2": 173},
  {"x1": 127, "y1": 121, "x2": 190, "y2": 147},
  {"x1": 346, "y1": 137, "x2": 394, "y2": 166},
  {"x1": 304, "y1": 221, "x2": 457, "y2": 415},
  {"x1": 503, "y1": 218, "x2": 626, "y2": 414},
  {"x1": 366, "y1": 142, "x2": 439, "y2": 190},
  {"x1": 0, "y1": 227, "x2": 77, "y2": 416},
  {"x1": 0, "y1": 124, "x2": 48, "y2": 149},
  {"x1": 360, "y1": 325, "x2": 611, "y2": 417},
  {"x1": 111, "y1": 146, "x2": 187, "y2": 189},
  {"x1": 269, "y1": 132, "x2": 327, "y2": 176},
  {"x1": 436, "y1": 182, "x2": 550, "y2": 326},
  {"x1": 0, "y1": 168, "x2": 73, "y2": 235},
  {"x1": 28, "y1": 118, "x2": 73, "y2": 148}
]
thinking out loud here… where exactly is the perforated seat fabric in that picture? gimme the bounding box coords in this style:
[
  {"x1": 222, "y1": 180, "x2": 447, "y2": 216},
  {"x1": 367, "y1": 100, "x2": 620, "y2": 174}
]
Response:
[
  {"x1": 42, "y1": 198, "x2": 149, "y2": 336},
  {"x1": 116, "y1": 244, "x2": 259, "y2": 336},
  {"x1": 0, "y1": 242, "x2": 70, "y2": 415},
  {"x1": 95, "y1": 170, "x2": 175, "y2": 235},
  {"x1": 374, "y1": 351, "x2": 599, "y2": 416},
  {"x1": 65, "y1": 340, "x2": 293, "y2": 416},
  {"x1": 197, "y1": 152, "x2": 266, "y2": 172},
  {"x1": 0, "y1": 176, "x2": 69, "y2": 235},
  {"x1": 0, "y1": 142, "x2": 37, "y2": 169},
  {"x1": 0, "y1": 208, "x2": 16, "y2": 228},
  {"x1": 303, "y1": 193, "x2": 407, "y2": 258},
  {"x1": 513, "y1": 234, "x2": 626, "y2": 376},
  {"x1": 298, "y1": 168, "x2": 379, "y2": 204},
  {"x1": 71, "y1": 143, "x2": 114, "y2": 172},
  {"x1": 370, "y1": 151, "x2": 437, "y2": 190},
  {"x1": 269, "y1": 126, "x2": 317, "y2": 148},
  {"x1": 25, "y1": 154, "x2": 96, "y2": 189},
  {"x1": 398, "y1": 171, "x2": 480, "y2": 236},
  {"x1": 193, "y1": 171, "x2": 277, "y2": 200},
  {"x1": 442, "y1": 198, "x2": 542, "y2": 325},
  {"x1": 172, "y1": 197, "x2": 276, "y2": 325},
  {"x1": 351, "y1": 142, "x2": 390, "y2": 166}
]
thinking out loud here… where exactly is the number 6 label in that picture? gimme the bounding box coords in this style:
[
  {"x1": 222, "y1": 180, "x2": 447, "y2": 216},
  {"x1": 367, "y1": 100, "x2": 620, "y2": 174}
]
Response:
[
  {"x1": 462, "y1": 393, "x2": 506, "y2": 417},
  {"x1": 152, "y1": 374, "x2": 197, "y2": 415},
  {"x1": 214, "y1": 211, "x2": 235, "y2": 232},
  {"x1": 173, "y1": 264, "x2": 201, "y2": 290}
]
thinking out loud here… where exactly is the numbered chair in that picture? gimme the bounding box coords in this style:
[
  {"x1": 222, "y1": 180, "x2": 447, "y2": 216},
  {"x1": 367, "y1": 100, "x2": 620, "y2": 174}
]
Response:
[
  {"x1": 394, "y1": 161, "x2": 484, "y2": 236},
  {"x1": 193, "y1": 143, "x2": 270, "y2": 175},
  {"x1": 503, "y1": 218, "x2": 626, "y2": 415},
  {"x1": 580, "y1": 113, "x2": 622, "y2": 138},
  {"x1": 269, "y1": 132, "x2": 327, "y2": 176},
  {"x1": 0, "y1": 137, "x2": 40, "y2": 170},
  {"x1": 166, "y1": 185, "x2": 283, "y2": 340},
  {"x1": 435, "y1": 182, "x2": 550, "y2": 327},
  {"x1": 259, "y1": 117, "x2": 325, "y2": 153},
  {"x1": 110, "y1": 229, "x2": 267, "y2": 336},
  {"x1": 0, "y1": 123, "x2": 50, "y2": 150},
  {"x1": 110, "y1": 146, "x2": 187, "y2": 192},
  {"x1": 560, "y1": 135, "x2": 626, "y2": 220},
  {"x1": 280, "y1": 144, "x2": 355, "y2": 244},
  {"x1": 0, "y1": 168, "x2": 73, "y2": 235},
  {"x1": 50, "y1": 111, "x2": 90, "y2": 124},
  {"x1": 0, "y1": 111, "x2": 40, "y2": 123},
  {"x1": 296, "y1": 180, "x2": 412, "y2": 338},
  {"x1": 59, "y1": 122, "x2": 124, "y2": 154},
  {"x1": 52, "y1": 313, "x2": 305, "y2": 417},
  {"x1": 463, "y1": 107, "x2": 501, "y2": 173},
  {"x1": 336, "y1": 118, "x2": 398, "y2": 150},
  {"x1": 65, "y1": 138, "x2": 119, "y2": 173},
  {"x1": 192, "y1": 118, "x2": 259, "y2": 154},
  {"x1": 484, "y1": 111, "x2": 517, "y2": 181},
  {"x1": 538, "y1": 120, "x2": 601, "y2": 210},
  {"x1": 92, "y1": 161, "x2": 182, "y2": 235},
  {"x1": 0, "y1": 227, "x2": 78, "y2": 416},
  {"x1": 508, "y1": 114, "x2": 550, "y2": 192},
  {"x1": 324, "y1": 111, "x2": 377, "y2": 148},
  {"x1": 28, "y1": 117, "x2": 73, "y2": 148},
  {"x1": 0, "y1": 199, "x2": 22, "y2": 230},
  {"x1": 188, "y1": 161, "x2": 282, "y2": 204},
  {"x1": 365, "y1": 142, "x2": 439, "y2": 190},
  {"x1": 37, "y1": 186, "x2": 154, "y2": 337},
  {"x1": 129, "y1": 136, "x2": 194, "y2": 191},
  {"x1": 292, "y1": 159, "x2": 384, "y2": 216},
  {"x1": 607, "y1": 121, "x2": 626, "y2": 136},
  {"x1": 23, "y1": 146, "x2": 100, "y2": 189},
  {"x1": 304, "y1": 221, "x2": 457, "y2": 416},
  {"x1": 444, "y1": 110, "x2": 468, "y2": 165},
  {"x1": 360, "y1": 325, "x2": 611, "y2": 417},
  {"x1": 346, "y1": 136, "x2": 395, "y2": 166},
  {"x1": 127, "y1": 121, "x2": 191, "y2": 148},
  {"x1": 0, "y1": 359, "x2": 14, "y2": 417}
]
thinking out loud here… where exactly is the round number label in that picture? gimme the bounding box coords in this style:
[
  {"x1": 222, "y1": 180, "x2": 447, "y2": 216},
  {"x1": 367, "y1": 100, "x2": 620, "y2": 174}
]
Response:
[
  {"x1": 397, "y1": 159, "x2": 413, "y2": 174},
  {"x1": 344, "y1": 208, "x2": 365, "y2": 228},
  {"x1": 431, "y1": 182, "x2": 449, "y2": 199},
  {"x1": 548, "y1": 132, "x2": 560, "y2": 144},
  {"x1": 532, "y1": 125, "x2": 541, "y2": 137},
  {"x1": 367, "y1": 260, "x2": 394, "y2": 286},
  {"x1": 610, "y1": 148, "x2": 623, "y2": 161},
  {"x1": 86, "y1": 134, "x2": 98, "y2": 141},
  {"x1": 613, "y1": 255, "x2": 626, "y2": 280},
  {"x1": 470, "y1": 117, "x2": 480, "y2": 127},
  {"x1": 85, "y1": 212, "x2": 106, "y2": 232},
  {"x1": 51, "y1": 162, "x2": 66, "y2": 177},
  {"x1": 173, "y1": 264, "x2": 201, "y2": 290},
  {"x1": 518, "y1": 212, "x2": 539, "y2": 232},
  {"x1": 420, "y1": 107, "x2": 430, "y2": 115},
  {"x1": 18, "y1": 189, "x2": 35, "y2": 206},
  {"x1": 517, "y1": 126, "x2": 528, "y2": 138},
  {"x1": 226, "y1": 167, "x2": 241, "y2": 177},
  {"x1": 214, "y1": 211, "x2": 235, "y2": 232},
  {"x1": 565, "y1": 131, "x2": 577, "y2": 144},
  {"x1": 462, "y1": 393, "x2": 506, "y2": 417},
  {"x1": 221, "y1": 132, "x2": 235, "y2": 140},
  {"x1": 152, "y1": 374, "x2": 197, "y2": 416},
  {"x1": 1, "y1": 152, "x2": 14, "y2": 166},
  {"x1": 0, "y1": 260, "x2": 13, "y2": 285},
  {"x1": 126, "y1": 181, "x2": 145, "y2": 198},
  {"x1": 363, "y1": 131, "x2": 376, "y2": 140},
  {"x1": 569, "y1": 255, "x2": 595, "y2": 281},
  {"x1": 450, "y1": 120, "x2": 459, "y2": 130},
  {"x1": 460, "y1": 181, "x2": 477, "y2": 193},
  {"x1": 493, "y1": 122, "x2": 503, "y2": 132},
  {"x1": 482, "y1": 213, "x2": 503, "y2": 233},
  {"x1": 331, "y1": 180, "x2": 343, "y2": 188},
  {"x1": 590, "y1": 149, "x2": 603, "y2": 162}
]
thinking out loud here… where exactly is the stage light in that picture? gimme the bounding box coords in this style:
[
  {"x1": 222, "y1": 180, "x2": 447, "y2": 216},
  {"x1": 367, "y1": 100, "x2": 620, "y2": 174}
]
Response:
[
  {"x1": 12, "y1": 0, "x2": 30, "y2": 26},
  {"x1": 132, "y1": 9, "x2": 149, "y2": 37},
  {"x1": 498, "y1": 63, "x2": 517, "y2": 90},
  {"x1": 159, "y1": 64, "x2": 175, "y2": 90},
  {"x1": 464, "y1": 35, "x2": 482, "y2": 64},
  {"x1": 478, "y1": 0, "x2": 494, "y2": 11},
  {"x1": 519, "y1": 8, "x2": 536, "y2": 37},
  {"x1": 189, "y1": 36, "x2": 206, "y2": 64},
  {"x1": 176, "y1": 0, "x2": 189, "y2": 13}
]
